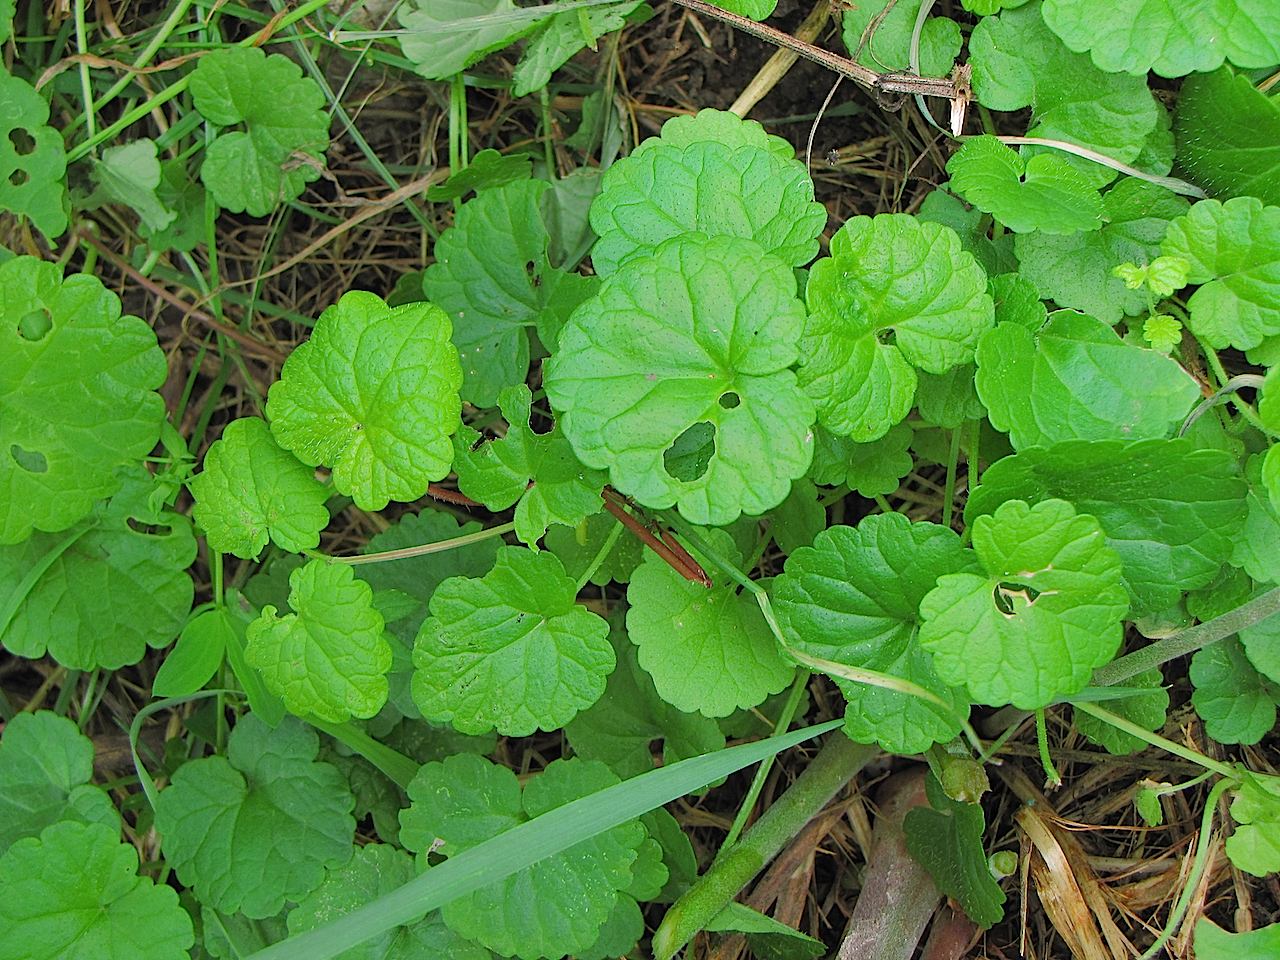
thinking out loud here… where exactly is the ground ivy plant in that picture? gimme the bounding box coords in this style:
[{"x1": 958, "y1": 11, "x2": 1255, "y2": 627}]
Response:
[{"x1": 2, "y1": 1, "x2": 1280, "y2": 958}]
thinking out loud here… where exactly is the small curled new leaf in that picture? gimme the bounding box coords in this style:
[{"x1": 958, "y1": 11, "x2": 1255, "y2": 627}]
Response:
[
  {"x1": 626, "y1": 528, "x2": 793, "y2": 718},
  {"x1": 946, "y1": 136, "x2": 1103, "y2": 235},
  {"x1": 798, "y1": 214, "x2": 992, "y2": 441},
  {"x1": 0, "y1": 70, "x2": 67, "y2": 239},
  {"x1": 545, "y1": 234, "x2": 815, "y2": 525},
  {"x1": 0, "y1": 821, "x2": 194, "y2": 960},
  {"x1": 189, "y1": 47, "x2": 330, "y2": 217},
  {"x1": 1160, "y1": 197, "x2": 1280, "y2": 352},
  {"x1": 0, "y1": 256, "x2": 167, "y2": 544},
  {"x1": 412, "y1": 546, "x2": 614, "y2": 736},
  {"x1": 267, "y1": 291, "x2": 463, "y2": 511},
  {"x1": 589, "y1": 126, "x2": 826, "y2": 275},
  {"x1": 154, "y1": 714, "x2": 355, "y2": 919},
  {"x1": 246, "y1": 560, "x2": 391, "y2": 723},
  {"x1": 919, "y1": 499, "x2": 1128, "y2": 709},
  {"x1": 190, "y1": 417, "x2": 330, "y2": 559}
]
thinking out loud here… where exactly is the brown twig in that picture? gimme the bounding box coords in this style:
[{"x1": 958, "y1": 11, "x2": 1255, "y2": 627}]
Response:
[{"x1": 601, "y1": 489, "x2": 712, "y2": 587}]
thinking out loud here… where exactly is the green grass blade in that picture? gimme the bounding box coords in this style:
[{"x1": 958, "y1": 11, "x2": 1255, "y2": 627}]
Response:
[{"x1": 246, "y1": 718, "x2": 844, "y2": 960}]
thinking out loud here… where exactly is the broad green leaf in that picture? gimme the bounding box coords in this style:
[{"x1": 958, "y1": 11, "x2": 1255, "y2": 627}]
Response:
[
  {"x1": 512, "y1": 3, "x2": 646, "y2": 97},
  {"x1": 1225, "y1": 773, "x2": 1280, "y2": 877},
  {"x1": 545, "y1": 234, "x2": 815, "y2": 525},
  {"x1": 565, "y1": 621, "x2": 725, "y2": 779},
  {"x1": 1196, "y1": 919, "x2": 1280, "y2": 959},
  {"x1": 422, "y1": 179, "x2": 598, "y2": 405},
  {"x1": 0, "y1": 70, "x2": 67, "y2": 239},
  {"x1": 966, "y1": 440, "x2": 1246, "y2": 617},
  {"x1": 189, "y1": 47, "x2": 330, "y2": 217},
  {"x1": 635, "y1": 108, "x2": 796, "y2": 161},
  {"x1": 190, "y1": 417, "x2": 330, "y2": 559},
  {"x1": 0, "y1": 712, "x2": 117, "y2": 853},
  {"x1": 544, "y1": 511, "x2": 643, "y2": 587},
  {"x1": 798, "y1": 214, "x2": 992, "y2": 442},
  {"x1": 946, "y1": 136, "x2": 1103, "y2": 235},
  {"x1": 589, "y1": 132, "x2": 826, "y2": 276},
  {"x1": 842, "y1": 0, "x2": 961, "y2": 77},
  {"x1": 247, "y1": 560, "x2": 391, "y2": 723},
  {"x1": 425, "y1": 148, "x2": 531, "y2": 202},
  {"x1": 0, "y1": 470, "x2": 196, "y2": 670},
  {"x1": 773, "y1": 514, "x2": 977, "y2": 753},
  {"x1": 1190, "y1": 638, "x2": 1279, "y2": 745},
  {"x1": 715, "y1": 0, "x2": 777, "y2": 17},
  {"x1": 917, "y1": 368, "x2": 984, "y2": 429},
  {"x1": 919, "y1": 499, "x2": 1127, "y2": 708},
  {"x1": 989, "y1": 272, "x2": 1047, "y2": 330},
  {"x1": 627, "y1": 529, "x2": 793, "y2": 718},
  {"x1": 0, "y1": 821, "x2": 193, "y2": 960},
  {"x1": 287, "y1": 844, "x2": 491, "y2": 960},
  {"x1": 1041, "y1": 0, "x2": 1280, "y2": 76},
  {"x1": 91, "y1": 139, "x2": 176, "y2": 233},
  {"x1": 1072, "y1": 669, "x2": 1168, "y2": 754},
  {"x1": 0, "y1": 0, "x2": 12, "y2": 43},
  {"x1": 917, "y1": 188, "x2": 1018, "y2": 277},
  {"x1": 768, "y1": 478, "x2": 825, "y2": 554},
  {"x1": 153, "y1": 608, "x2": 234, "y2": 698},
  {"x1": 968, "y1": 4, "x2": 1159, "y2": 187},
  {"x1": 412, "y1": 546, "x2": 613, "y2": 735},
  {"x1": 356, "y1": 510, "x2": 501, "y2": 643},
  {"x1": 0, "y1": 256, "x2": 167, "y2": 543},
  {"x1": 1014, "y1": 180, "x2": 1190, "y2": 322},
  {"x1": 1161, "y1": 197, "x2": 1280, "y2": 352},
  {"x1": 139, "y1": 159, "x2": 205, "y2": 253},
  {"x1": 1263, "y1": 445, "x2": 1280, "y2": 515},
  {"x1": 453, "y1": 385, "x2": 606, "y2": 546},
  {"x1": 398, "y1": 0, "x2": 542, "y2": 80},
  {"x1": 1241, "y1": 597, "x2": 1280, "y2": 684},
  {"x1": 201, "y1": 908, "x2": 289, "y2": 960},
  {"x1": 974, "y1": 312, "x2": 1200, "y2": 450},
  {"x1": 1176, "y1": 68, "x2": 1280, "y2": 207},
  {"x1": 902, "y1": 774, "x2": 1005, "y2": 928},
  {"x1": 1228, "y1": 453, "x2": 1280, "y2": 586},
  {"x1": 399, "y1": 755, "x2": 647, "y2": 960},
  {"x1": 267, "y1": 291, "x2": 462, "y2": 510},
  {"x1": 155, "y1": 714, "x2": 355, "y2": 918}
]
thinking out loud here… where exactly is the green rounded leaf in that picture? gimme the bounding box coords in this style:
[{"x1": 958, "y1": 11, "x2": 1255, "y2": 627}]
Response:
[
  {"x1": 0, "y1": 711, "x2": 117, "y2": 853},
  {"x1": 0, "y1": 256, "x2": 167, "y2": 543},
  {"x1": 1041, "y1": 0, "x2": 1280, "y2": 77},
  {"x1": 975, "y1": 311, "x2": 1200, "y2": 450},
  {"x1": 799, "y1": 214, "x2": 992, "y2": 441},
  {"x1": 946, "y1": 136, "x2": 1103, "y2": 235},
  {"x1": 1190, "y1": 637, "x2": 1279, "y2": 746},
  {"x1": 545, "y1": 233, "x2": 815, "y2": 525},
  {"x1": 1161, "y1": 197, "x2": 1280, "y2": 351},
  {"x1": 919, "y1": 499, "x2": 1128, "y2": 708},
  {"x1": 0, "y1": 821, "x2": 193, "y2": 960},
  {"x1": 1176, "y1": 68, "x2": 1280, "y2": 208},
  {"x1": 412, "y1": 546, "x2": 613, "y2": 735},
  {"x1": 1225, "y1": 773, "x2": 1280, "y2": 877},
  {"x1": 398, "y1": 0, "x2": 541, "y2": 80},
  {"x1": 422, "y1": 179, "x2": 598, "y2": 405},
  {"x1": 0, "y1": 470, "x2": 196, "y2": 670},
  {"x1": 1196, "y1": 919, "x2": 1280, "y2": 959},
  {"x1": 0, "y1": 70, "x2": 67, "y2": 239},
  {"x1": 266, "y1": 291, "x2": 463, "y2": 510},
  {"x1": 967, "y1": 439, "x2": 1246, "y2": 617},
  {"x1": 811, "y1": 422, "x2": 914, "y2": 496},
  {"x1": 626, "y1": 528, "x2": 793, "y2": 718},
  {"x1": 400, "y1": 754, "x2": 645, "y2": 960},
  {"x1": 545, "y1": 511, "x2": 644, "y2": 587},
  {"x1": 154, "y1": 713, "x2": 355, "y2": 918},
  {"x1": 1072, "y1": 668, "x2": 1168, "y2": 755},
  {"x1": 453, "y1": 385, "x2": 606, "y2": 547},
  {"x1": 773, "y1": 514, "x2": 978, "y2": 753},
  {"x1": 589, "y1": 130, "x2": 826, "y2": 275},
  {"x1": 1014, "y1": 179, "x2": 1190, "y2": 323},
  {"x1": 842, "y1": 0, "x2": 961, "y2": 77},
  {"x1": 247, "y1": 560, "x2": 391, "y2": 723},
  {"x1": 1233, "y1": 452, "x2": 1280, "y2": 584},
  {"x1": 190, "y1": 416, "x2": 330, "y2": 559},
  {"x1": 637, "y1": 109, "x2": 795, "y2": 160},
  {"x1": 189, "y1": 47, "x2": 330, "y2": 217}
]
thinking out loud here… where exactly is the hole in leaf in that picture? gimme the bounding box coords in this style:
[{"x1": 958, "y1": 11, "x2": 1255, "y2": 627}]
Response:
[
  {"x1": 9, "y1": 128, "x2": 36, "y2": 155},
  {"x1": 993, "y1": 582, "x2": 1041, "y2": 616},
  {"x1": 718, "y1": 391, "x2": 741, "y2": 409},
  {"x1": 17, "y1": 308, "x2": 52, "y2": 341},
  {"x1": 10, "y1": 444, "x2": 48, "y2": 474},
  {"x1": 127, "y1": 516, "x2": 172, "y2": 537},
  {"x1": 664, "y1": 421, "x2": 716, "y2": 482},
  {"x1": 9, "y1": 168, "x2": 30, "y2": 188}
]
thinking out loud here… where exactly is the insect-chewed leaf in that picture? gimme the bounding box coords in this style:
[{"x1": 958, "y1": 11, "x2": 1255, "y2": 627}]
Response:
[
  {"x1": 0, "y1": 256, "x2": 167, "y2": 544},
  {"x1": 0, "y1": 70, "x2": 67, "y2": 238},
  {"x1": 919, "y1": 498, "x2": 1128, "y2": 709},
  {"x1": 545, "y1": 233, "x2": 814, "y2": 525},
  {"x1": 266, "y1": 291, "x2": 462, "y2": 510}
]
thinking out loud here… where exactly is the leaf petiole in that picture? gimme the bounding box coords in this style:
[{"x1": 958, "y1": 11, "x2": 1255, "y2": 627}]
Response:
[{"x1": 313, "y1": 521, "x2": 515, "y2": 566}]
